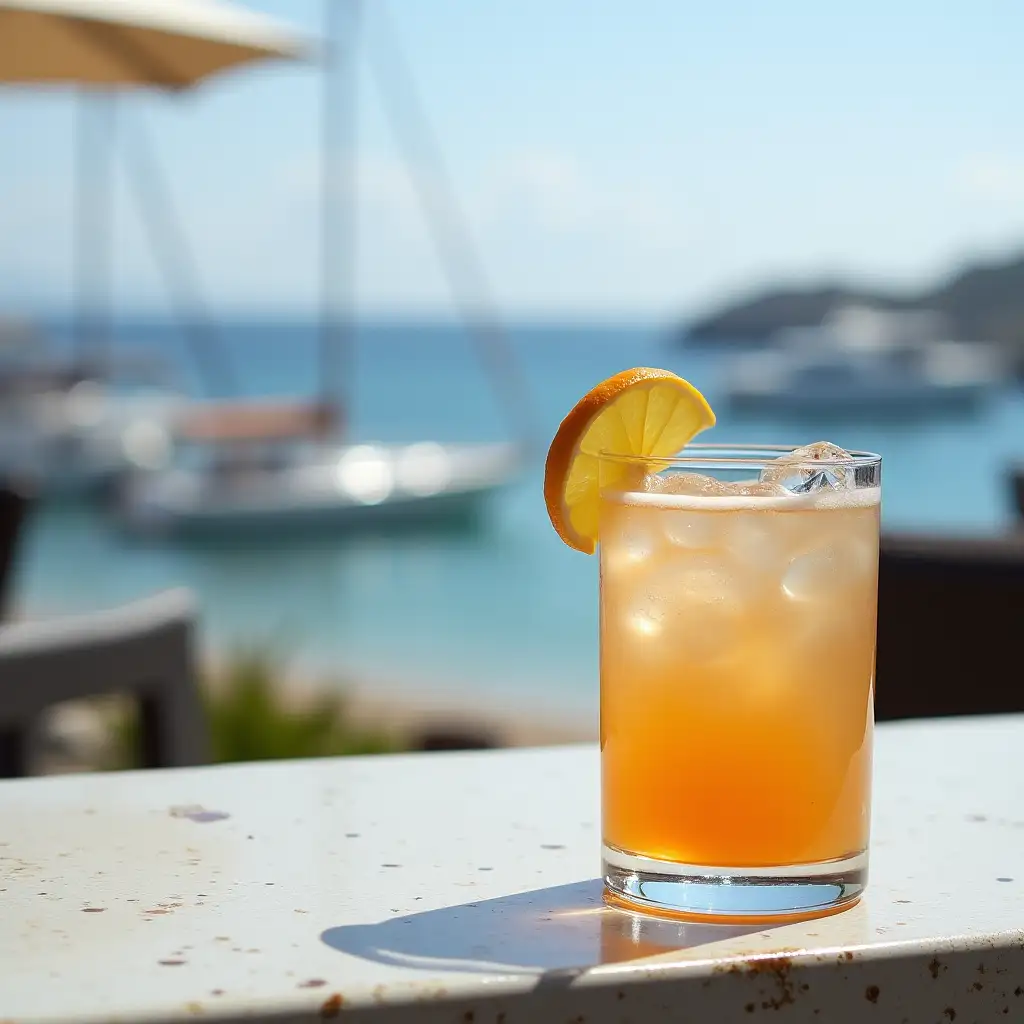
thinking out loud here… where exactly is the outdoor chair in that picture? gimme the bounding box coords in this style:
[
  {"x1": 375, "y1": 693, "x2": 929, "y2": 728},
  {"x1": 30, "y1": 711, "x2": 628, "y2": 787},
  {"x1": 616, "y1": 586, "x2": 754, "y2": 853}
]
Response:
[{"x1": 0, "y1": 588, "x2": 208, "y2": 776}]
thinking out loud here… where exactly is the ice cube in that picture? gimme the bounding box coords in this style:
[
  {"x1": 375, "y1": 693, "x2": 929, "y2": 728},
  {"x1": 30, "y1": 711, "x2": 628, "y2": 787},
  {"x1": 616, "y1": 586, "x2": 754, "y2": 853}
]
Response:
[
  {"x1": 651, "y1": 475, "x2": 790, "y2": 554},
  {"x1": 624, "y1": 555, "x2": 743, "y2": 664},
  {"x1": 759, "y1": 441, "x2": 853, "y2": 492},
  {"x1": 663, "y1": 510, "x2": 720, "y2": 550},
  {"x1": 630, "y1": 475, "x2": 729, "y2": 550},
  {"x1": 602, "y1": 520, "x2": 660, "y2": 572},
  {"x1": 783, "y1": 547, "x2": 843, "y2": 602},
  {"x1": 726, "y1": 509, "x2": 796, "y2": 579},
  {"x1": 782, "y1": 536, "x2": 875, "y2": 603}
]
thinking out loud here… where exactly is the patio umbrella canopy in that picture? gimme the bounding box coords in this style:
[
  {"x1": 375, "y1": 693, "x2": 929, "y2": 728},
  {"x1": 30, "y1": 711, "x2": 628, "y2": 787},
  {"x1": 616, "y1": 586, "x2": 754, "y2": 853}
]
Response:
[{"x1": 0, "y1": 0, "x2": 306, "y2": 87}]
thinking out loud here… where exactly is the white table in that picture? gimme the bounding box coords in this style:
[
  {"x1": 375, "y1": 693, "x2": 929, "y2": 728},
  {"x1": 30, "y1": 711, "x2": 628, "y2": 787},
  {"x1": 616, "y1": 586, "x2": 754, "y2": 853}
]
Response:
[{"x1": 2, "y1": 716, "x2": 1023, "y2": 1024}]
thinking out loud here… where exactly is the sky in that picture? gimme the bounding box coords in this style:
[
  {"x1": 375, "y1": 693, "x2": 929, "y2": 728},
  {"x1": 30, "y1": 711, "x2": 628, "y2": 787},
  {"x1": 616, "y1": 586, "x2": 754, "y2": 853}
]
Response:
[{"x1": 3, "y1": 0, "x2": 1024, "y2": 323}]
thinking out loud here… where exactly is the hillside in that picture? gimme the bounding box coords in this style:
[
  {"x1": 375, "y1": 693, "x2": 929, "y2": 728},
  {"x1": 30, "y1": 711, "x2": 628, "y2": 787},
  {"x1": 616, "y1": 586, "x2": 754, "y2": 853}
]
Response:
[{"x1": 685, "y1": 253, "x2": 1024, "y2": 358}]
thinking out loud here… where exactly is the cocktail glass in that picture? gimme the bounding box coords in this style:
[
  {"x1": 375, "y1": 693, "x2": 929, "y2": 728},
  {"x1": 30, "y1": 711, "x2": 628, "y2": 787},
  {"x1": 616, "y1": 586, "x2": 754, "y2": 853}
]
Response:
[{"x1": 598, "y1": 444, "x2": 881, "y2": 921}]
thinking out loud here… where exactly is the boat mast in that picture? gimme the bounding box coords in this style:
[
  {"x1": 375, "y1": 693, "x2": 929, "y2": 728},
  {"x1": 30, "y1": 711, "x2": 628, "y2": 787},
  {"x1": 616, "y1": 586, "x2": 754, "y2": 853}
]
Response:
[{"x1": 320, "y1": 0, "x2": 360, "y2": 434}]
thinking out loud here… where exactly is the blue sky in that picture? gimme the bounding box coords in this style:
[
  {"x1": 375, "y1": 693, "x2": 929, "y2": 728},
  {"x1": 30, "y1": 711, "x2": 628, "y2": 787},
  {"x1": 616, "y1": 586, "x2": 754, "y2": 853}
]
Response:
[{"x1": 3, "y1": 0, "x2": 1024, "y2": 321}]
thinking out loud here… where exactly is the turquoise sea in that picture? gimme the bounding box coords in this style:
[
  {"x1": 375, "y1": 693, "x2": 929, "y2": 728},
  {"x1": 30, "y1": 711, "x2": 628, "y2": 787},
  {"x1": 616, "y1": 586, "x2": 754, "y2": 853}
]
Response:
[{"x1": 14, "y1": 319, "x2": 1024, "y2": 715}]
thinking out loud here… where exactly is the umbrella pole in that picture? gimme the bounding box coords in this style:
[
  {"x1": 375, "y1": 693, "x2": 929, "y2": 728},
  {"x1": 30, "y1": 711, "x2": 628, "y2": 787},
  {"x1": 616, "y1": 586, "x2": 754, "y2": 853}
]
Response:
[
  {"x1": 73, "y1": 89, "x2": 115, "y2": 379},
  {"x1": 118, "y1": 113, "x2": 236, "y2": 398},
  {"x1": 319, "y1": 0, "x2": 360, "y2": 435}
]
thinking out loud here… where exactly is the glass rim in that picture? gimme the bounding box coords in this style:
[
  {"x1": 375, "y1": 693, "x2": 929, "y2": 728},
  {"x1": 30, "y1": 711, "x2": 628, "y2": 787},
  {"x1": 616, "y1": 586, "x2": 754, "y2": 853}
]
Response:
[{"x1": 596, "y1": 443, "x2": 882, "y2": 469}]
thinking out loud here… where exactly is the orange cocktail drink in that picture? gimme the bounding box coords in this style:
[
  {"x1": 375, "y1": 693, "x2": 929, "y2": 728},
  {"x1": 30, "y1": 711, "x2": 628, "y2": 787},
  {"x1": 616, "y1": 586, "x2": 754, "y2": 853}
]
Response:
[
  {"x1": 601, "y1": 455, "x2": 877, "y2": 863},
  {"x1": 543, "y1": 371, "x2": 880, "y2": 920}
]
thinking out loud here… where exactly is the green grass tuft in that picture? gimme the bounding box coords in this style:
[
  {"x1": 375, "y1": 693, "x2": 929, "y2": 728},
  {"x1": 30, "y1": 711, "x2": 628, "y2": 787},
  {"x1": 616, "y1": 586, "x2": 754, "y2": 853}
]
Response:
[{"x1": 111, "y1": 649, "x2": 401, "y2": 768}]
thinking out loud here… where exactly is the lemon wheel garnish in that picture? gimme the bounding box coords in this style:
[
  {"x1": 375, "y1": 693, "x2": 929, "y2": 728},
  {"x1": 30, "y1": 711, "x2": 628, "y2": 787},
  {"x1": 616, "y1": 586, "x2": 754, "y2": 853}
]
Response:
[{"x1": 543, "y1": 367, "x2": 715, "y2": 554}]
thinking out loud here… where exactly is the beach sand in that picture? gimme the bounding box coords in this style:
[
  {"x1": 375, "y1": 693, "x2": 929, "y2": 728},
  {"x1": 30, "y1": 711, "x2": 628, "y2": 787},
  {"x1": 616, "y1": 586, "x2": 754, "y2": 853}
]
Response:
[
  {"x1": 341, "y1": 678, "x2": 596, "y2": 748},
  {"x1": 259, "y1": 654, "x2": 596, "y2": 749},
  {"x1": 35, "y1": 657, "x2": 596, "y2": 775}
]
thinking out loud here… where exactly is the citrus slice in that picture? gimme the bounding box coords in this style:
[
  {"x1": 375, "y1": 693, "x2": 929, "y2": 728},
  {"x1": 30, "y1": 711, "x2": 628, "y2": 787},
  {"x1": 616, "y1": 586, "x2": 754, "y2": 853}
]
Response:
[{"x1": 544, "y1": 367, "x2": 715, "y2": 554}]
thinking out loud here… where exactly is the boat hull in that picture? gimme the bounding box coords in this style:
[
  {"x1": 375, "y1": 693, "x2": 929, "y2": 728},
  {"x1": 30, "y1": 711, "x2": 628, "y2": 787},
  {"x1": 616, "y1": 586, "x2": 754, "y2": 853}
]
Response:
[
  {"x1": 116, "y1": 441, "x2": 523, "y2": 539},
  {"x1": 724, "y1": 380, "x2": 991, "y2": 417}
]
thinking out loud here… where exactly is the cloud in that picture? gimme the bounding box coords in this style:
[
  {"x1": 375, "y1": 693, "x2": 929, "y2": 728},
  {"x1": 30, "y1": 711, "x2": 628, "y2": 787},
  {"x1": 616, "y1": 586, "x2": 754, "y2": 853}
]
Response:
[
  {"x1": 281, "y1": 145, "x2": 684, "y2": 249},
  {"x1": 951, "y1": 154, "x2": 1024, "y2": 204},
  {"x1": 281, "y1": 149, "x2": 421, "y2": 226},
  {"x1": 0, "y1": 169, "x2": 81, "y2": 311},
  {"x1": 478, "y1": 149, "x2": 683, "y2": 248},
  {"x1": 273, "y1": 145, "x2": 698, "y2": 314},
  {"x1": 0, "y1": 138, "x2": 730, "y2": 317}
]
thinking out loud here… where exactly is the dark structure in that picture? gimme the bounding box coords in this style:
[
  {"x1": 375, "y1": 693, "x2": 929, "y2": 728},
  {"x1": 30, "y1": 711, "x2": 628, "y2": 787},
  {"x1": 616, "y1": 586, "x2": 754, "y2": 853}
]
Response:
[
  {"x1": 0, "y1": 482, "x2": 31, "y2": 619},
  {"x1": 876, "y1": 531, "x2": 1024, "y2": 721},
  {"x1": 1010, "y1": 466, "x2": 1024, "y2": 523}
]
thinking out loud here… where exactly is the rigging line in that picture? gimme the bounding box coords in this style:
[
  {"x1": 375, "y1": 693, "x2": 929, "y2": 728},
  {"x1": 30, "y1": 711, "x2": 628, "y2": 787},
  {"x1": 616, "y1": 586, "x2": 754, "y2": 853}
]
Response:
[
  {"x1": 365, "y1": 2, "x2": 539, "y2": 453},
  {"x1": 117, "y1": 109, "x2": 236, "y2": 398}
]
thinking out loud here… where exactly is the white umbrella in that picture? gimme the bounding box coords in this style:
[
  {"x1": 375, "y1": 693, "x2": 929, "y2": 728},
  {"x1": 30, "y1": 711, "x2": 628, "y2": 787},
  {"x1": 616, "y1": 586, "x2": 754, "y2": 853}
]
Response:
[{"x1": 0, "y1": 0, "x2": 306, "y2": 87}]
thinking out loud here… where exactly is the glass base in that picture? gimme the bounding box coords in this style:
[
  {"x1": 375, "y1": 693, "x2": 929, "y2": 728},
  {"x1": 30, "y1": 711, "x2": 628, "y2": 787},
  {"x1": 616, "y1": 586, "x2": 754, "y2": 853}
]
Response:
[{"x1": 603, "y1": 844, "x2": 867, "y2": 923}]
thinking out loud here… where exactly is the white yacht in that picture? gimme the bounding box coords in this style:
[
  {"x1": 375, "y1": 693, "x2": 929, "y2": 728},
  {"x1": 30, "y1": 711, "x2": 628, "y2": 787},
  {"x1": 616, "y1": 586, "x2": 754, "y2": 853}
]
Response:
[{"x1": 721, "y1": 306, "x2": 1004, "y2": 416}]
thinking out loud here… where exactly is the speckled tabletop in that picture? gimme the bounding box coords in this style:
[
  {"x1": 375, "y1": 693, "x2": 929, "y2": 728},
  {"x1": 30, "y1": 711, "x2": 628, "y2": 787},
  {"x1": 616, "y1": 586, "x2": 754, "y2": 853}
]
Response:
[{"x1": 2, "y1": 715, "x2": 1023, "y2": 1024}]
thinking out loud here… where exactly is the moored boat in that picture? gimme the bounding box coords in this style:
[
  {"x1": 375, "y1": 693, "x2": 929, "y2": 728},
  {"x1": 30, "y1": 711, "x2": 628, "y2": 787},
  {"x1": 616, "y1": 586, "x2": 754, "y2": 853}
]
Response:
[
  {"x1": 115, "y1": 398, "x2": 523, "y2": 537},
  {"x1": 721, "y1": 305, "x2": 1004, "y2": 416}
]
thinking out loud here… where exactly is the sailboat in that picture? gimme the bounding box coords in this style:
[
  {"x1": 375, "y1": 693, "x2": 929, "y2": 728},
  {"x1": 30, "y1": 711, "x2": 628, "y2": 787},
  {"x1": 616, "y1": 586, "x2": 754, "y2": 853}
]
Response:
[
  {"x1": 116, "y1": 398, "x2": 522, "y2": 536},
  {"x1": 0, "y1": 330, "x2": 188, "y2": 498},
  {"x1": 114, "y1": 1, "x2": 530, "y2": 538}
]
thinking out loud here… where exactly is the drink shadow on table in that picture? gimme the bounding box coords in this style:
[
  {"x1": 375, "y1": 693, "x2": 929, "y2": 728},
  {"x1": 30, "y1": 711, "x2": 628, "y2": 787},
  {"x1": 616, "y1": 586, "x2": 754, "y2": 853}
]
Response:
[{"x1": 320, "y1": 879, "x2": 763, "y2": 977}]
